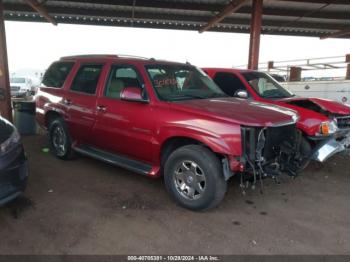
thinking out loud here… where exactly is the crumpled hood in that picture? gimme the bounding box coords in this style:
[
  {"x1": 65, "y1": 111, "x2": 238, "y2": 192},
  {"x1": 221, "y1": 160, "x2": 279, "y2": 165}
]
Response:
[
  {"x1": 281, "y1": 97, "x2": 350, "y2": 115},
  {"x1": 171, "y1": 97, "x2": 298, "y2": 127}
]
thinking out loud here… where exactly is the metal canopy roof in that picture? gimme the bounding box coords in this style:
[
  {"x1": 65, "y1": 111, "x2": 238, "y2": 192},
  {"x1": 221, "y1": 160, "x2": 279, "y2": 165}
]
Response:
[{"x1": 2, "y1": 0, "x2": 350, "y2": 38}]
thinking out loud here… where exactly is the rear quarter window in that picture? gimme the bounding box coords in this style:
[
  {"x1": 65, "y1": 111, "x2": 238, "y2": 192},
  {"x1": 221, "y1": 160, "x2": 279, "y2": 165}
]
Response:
[{"x1": 42, "y1": 62, "x2": 74, "y2": 88}]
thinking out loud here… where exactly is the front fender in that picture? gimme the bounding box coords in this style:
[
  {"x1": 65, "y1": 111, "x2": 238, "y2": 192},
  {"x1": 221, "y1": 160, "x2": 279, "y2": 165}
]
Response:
[{"x1": 156, "y1": 120, "x2": 242, "y2": 159}]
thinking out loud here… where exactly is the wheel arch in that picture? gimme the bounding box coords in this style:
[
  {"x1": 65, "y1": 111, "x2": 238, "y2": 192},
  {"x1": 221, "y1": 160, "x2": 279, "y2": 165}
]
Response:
[
  {"x1": 160, "y1": 136, "x2": 227, "y2": 170},
  {"x1": 45, "y1": 110, "x2": 63, "y2": 128}
]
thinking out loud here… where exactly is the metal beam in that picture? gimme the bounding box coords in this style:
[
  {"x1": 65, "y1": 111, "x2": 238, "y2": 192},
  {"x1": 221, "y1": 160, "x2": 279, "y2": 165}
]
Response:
[
  {"x1": 6, "y1": 15, "x2": 337, "y2": 38},
  {"x1": 199, "y1": 0, "x2": 248, "y2": 33},
  {"x1": 0, "y1": 0, "x2": 12, "y2": 121},
  {"x1": 239, "y1": 6, "x2": 350, "y2": 20},
  {"x1": 24, "y1": 0, "x2": 57, "y2": 25},
  {"x1": 27, "y1": 0, "x2": 350, "y2": 20},
  {"x1": 248, "y1": 0, "x2": 263, "y2": 70},
  {"x1": 59, "y1": 0, "x2": 224, "y2": 12},
  {"x1": 320, "y1": 28, "x2": 350, "y2": 39},
  {"x1": 3, "y1": 3, "x2": 350, "y2": 38},
  {"x1": 4, "y1": 3, "x2": 350, "y2": 31}
]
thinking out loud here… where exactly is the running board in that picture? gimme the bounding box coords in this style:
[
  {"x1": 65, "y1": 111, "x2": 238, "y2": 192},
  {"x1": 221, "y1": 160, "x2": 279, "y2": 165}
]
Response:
[{"x1": 74, "y1": 145, "x2": 152, "y2": 175}]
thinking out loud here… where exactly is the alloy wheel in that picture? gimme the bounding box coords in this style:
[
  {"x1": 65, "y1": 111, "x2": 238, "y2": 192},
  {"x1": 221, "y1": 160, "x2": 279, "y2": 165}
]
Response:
[
  {"x1": 173, "y1": 160, "x2": 206, "y2": 200},
  {"x1": 52, "y1": 125, "x2": 67, "y2": 157}
]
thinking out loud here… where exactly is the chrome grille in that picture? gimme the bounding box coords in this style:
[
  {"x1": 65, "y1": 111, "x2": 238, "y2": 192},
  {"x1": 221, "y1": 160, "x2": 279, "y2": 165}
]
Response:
[{"x1": 336, "y1": 116, "x2": 350, "y2": 129}]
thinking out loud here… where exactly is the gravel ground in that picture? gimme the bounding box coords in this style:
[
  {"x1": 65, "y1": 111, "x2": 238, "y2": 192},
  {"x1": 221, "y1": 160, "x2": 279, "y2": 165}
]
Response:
[{"x1": 0, "y1": 135, "x2": 349, "y2": 255}]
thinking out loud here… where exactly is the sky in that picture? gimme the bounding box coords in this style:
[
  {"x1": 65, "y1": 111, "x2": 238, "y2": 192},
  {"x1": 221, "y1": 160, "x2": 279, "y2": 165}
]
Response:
[{"x1": 5, "y1": 21, "x2": 350, "y2": 78}]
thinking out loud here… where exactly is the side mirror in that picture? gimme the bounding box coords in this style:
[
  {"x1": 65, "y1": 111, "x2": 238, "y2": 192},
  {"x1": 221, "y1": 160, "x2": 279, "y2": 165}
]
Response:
[
  {"x1": 235, "y1": 90, "x2": 248, "y2": 99},
  {"x1": 120, "y1": 86, "x2": 148, "y2": 103}
]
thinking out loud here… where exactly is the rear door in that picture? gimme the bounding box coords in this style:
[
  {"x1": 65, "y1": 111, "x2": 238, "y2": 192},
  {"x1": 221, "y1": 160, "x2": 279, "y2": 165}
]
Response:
[
  {"x1": 65, "y1": 63, "x2": 105, "y2": 143},
  {"x1": 92, "y1": 64, "x2": 154, "y2": 163}
]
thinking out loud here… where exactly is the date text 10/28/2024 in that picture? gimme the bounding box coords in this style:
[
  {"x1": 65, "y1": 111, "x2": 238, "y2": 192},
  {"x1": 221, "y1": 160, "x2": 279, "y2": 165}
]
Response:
[{"x1": 127, "y1": 256, "x2": 220, "y2": 261}]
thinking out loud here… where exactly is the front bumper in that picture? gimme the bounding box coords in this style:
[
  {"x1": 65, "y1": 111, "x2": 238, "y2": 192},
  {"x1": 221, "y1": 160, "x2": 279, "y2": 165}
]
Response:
[
  {"x1": 0, "y1": 145, "x2": 28, "y2": 205},
  {"x1": 311, "y1": 130, "x2": 350, "y2": 162}
]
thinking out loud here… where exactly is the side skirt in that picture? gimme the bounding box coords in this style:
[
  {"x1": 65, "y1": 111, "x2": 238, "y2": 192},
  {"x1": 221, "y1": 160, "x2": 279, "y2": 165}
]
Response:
[{"x1": 73, "y1": 145, "x2": 152, "y2": 176}]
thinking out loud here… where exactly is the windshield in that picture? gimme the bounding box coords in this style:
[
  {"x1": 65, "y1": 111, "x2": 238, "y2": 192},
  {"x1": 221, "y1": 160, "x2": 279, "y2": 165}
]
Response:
[
  {"x1": 243, "y1": 72, "x2": 294, "y2": 99},
  {"x1": 10, "y1": 77, "x2": 26, "y2": 84},
  {"x1": 146, "y1": 64, "x2": 227, "y2": 101}
]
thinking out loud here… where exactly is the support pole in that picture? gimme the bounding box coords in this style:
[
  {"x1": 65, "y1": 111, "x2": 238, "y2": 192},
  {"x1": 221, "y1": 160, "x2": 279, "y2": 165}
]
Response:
[
  {"x1": 0, "y1": 0, "x2": 12, "y2": 121},
  {"x1": 289, "y1": 67, "x2": 302, "y2": 82},
  {"x1": 267, "y1": 61, "x2": 274, "y2": 72},
  {"x1": 247, "y1": 0, "x2": 263, "y2": 70},
  {"x1": 346, "y1": 54, "x2": 350, "y2": 80}
]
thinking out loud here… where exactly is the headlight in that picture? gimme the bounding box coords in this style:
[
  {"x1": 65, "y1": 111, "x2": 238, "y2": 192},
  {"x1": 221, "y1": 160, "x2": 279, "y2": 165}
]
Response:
[
  {"x1": 0, "y1": 129, "x2": 21, "y2": 155},
  {"x1": 318, "y1": 121, "x2": 338, "y2": 136}
]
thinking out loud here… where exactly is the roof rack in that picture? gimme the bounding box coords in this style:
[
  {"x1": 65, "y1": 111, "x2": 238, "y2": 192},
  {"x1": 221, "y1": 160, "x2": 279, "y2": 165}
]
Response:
[
  {"x1": 60, "y1": 54, "x2": 154, "y2": 61},
  {"x1": 60, "y1": 54, "x2": 119, "y2": 60},
  {"x1": 117, "y1": 54, "x2": 151, "y2": 60}
]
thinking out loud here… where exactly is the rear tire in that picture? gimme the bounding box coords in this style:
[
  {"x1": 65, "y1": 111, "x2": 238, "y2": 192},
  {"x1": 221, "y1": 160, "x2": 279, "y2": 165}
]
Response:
[
  {"x1": 48, "y1": 118, "x2": 75, "y2": 160},
  {"x1": 164, "y1": 145, "x2": 227, "y2": 211}
]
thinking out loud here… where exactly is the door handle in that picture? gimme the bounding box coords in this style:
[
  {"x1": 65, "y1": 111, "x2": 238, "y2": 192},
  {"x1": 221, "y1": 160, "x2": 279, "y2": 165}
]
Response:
[
  {"x1": 63, "y1": 99, "x2": 72, "y2": 105},
  {"x1": 97, "y1": 105, "x2": 107, "y2": 112}
]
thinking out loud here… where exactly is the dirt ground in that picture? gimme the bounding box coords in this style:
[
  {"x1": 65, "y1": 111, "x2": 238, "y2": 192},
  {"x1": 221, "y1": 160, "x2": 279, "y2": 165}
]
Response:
[{"x1": 0, "y1": 134, "x2": 349, "y2": 255}]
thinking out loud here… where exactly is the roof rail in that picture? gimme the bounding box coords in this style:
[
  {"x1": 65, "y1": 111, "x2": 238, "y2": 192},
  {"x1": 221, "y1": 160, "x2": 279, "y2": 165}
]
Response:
[
  {"x1": 60, "y1": 54, "x2": 153, "y2": 61},
  {"x1": 60, "y1": 54, "x2": 119, "y2": 60},
  {"x1": 117, "y1": 54, "x2": 151, "y2": 60}
]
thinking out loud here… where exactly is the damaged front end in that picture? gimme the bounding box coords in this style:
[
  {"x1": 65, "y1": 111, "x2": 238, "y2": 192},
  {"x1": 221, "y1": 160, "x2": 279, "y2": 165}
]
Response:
[
  {"x1": 311, "y1": 125, "x2": 350, "y2": 162},
  {"x1": 241, "y1": 123, "x2": 303, "y2": 185},
  {"x1": 285, "y1": 99, "x2": 350, "y2": 162}
]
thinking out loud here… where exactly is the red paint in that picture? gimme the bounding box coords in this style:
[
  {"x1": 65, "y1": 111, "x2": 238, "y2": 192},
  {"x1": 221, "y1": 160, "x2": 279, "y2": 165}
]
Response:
[
  {"x1": 36, "y1": 55, "x2": 298, "y2": 177},
  {"x1": 204, "y1": 68, "x2": 350, "y2": 136}
]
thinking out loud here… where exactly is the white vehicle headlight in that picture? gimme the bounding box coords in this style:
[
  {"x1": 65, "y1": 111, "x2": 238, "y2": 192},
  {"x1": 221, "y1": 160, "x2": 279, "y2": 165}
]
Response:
[
  {"x1": 318, "y1": 120, "x2": 338, "y2": 136},
  {"x1": 0, "y1": 129, "x2": 21, "y2": 155}
]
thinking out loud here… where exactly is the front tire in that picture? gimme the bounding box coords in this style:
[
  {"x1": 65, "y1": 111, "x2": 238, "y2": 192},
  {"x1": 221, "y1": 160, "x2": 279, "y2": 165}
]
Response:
[
  {"x1": 297, "y1": 136, "x2": 312, "y2": 171},
  {"x1": 48, "y1": 118, "x2": 75, "y2": 160},
  {"x1": 164, "y1": 145, "x2": 227, "y2": 211}
]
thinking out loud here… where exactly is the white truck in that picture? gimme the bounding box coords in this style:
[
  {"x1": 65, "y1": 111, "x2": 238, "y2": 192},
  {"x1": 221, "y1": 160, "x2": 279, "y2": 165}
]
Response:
[
  {"x1": 282, "y1": 80, "x2": 350, "y2": 105},
  {"x1": 10, "y1": 77, "x2": 36, "y2": 97}
]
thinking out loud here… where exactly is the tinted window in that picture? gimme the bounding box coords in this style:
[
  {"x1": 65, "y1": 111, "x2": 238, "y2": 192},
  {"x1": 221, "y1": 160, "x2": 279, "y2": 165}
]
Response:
[
  {"x1": 70, "y1": 65, "x2": 103, "y2": 94},
  {"x1": 42, "y1": 62, "x2": 74, "y2": 88},
  {"x1": 105, "y1": 66, "x2": 143, "y2": 99},
  {"x1": 213, "y1": 72, "x2": 247, "y2": 97}
]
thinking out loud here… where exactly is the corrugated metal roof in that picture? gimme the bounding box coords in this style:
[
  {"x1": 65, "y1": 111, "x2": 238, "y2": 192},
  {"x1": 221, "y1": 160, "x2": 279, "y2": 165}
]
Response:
[{"x1": 3, "y1": 0, "x2": 350, "y2": 38}]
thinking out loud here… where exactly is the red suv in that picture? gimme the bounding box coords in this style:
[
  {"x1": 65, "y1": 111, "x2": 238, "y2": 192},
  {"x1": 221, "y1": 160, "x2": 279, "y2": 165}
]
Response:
[
  {"x1": 204, "y1": 68, "x2": 350, "y2": 170},
  {"x1": 36, "y1": 55, "x2": 304, "y2": 210}
]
